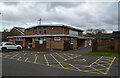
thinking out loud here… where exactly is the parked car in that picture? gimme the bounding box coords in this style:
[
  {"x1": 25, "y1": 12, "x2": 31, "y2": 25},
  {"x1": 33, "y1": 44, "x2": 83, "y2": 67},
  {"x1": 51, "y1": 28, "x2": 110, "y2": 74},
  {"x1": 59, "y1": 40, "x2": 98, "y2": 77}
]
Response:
[{"x1": 0, "y1": 42, "x2": 22, "y2": 52}]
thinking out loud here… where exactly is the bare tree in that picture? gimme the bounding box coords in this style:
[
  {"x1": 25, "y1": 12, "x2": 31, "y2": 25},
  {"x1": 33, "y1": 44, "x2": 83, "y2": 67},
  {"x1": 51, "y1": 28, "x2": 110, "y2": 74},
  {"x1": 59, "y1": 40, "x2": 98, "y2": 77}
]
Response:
[{"x1": 85, "y1": 29, "x2": 107, "y2": 36}]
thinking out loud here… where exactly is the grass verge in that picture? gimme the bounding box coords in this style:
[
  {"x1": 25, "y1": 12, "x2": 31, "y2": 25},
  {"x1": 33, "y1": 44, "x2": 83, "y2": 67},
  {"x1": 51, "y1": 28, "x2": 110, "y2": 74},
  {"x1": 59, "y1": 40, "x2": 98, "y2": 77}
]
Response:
[{"x1": 82, "y1": 51, "x2": 120, "y2": 57}]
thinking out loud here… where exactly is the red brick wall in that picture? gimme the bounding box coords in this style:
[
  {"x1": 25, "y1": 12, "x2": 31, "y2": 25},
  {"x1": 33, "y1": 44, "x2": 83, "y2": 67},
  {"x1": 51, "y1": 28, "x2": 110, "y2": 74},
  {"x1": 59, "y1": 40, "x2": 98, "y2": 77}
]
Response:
[
  {"x1": 47, "y1": 27, "x2": 63, "y2": 35},
  {"x1": 73, "y1": 38, "x2": 77, "y2": 49},
  {"x1": 24, "y1": 26, "x2": 83, "y2": 36},
  {"x1": 24, "y1": 28, "x2": 34, "y2": 35},
  {"x1": 64, "y1": 27, "x2": 69, "y2": 35}
]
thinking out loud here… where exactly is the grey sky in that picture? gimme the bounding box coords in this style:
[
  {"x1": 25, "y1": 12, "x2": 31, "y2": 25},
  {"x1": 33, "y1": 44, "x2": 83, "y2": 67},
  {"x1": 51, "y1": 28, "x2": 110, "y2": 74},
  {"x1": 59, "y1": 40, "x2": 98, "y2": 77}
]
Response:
[{"x1": 0, "y1": 2, "x2": 118, "y2": 33}]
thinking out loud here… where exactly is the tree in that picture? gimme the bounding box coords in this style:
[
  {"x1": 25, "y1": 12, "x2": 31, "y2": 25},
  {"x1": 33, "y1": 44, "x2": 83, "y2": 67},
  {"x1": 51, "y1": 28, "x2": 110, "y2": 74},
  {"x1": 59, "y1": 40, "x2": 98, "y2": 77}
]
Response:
[
  {"x1": 2, "y1": 29, "x2": 17, "y2": 42},
  {"x1": 85, "y1": 29, "x2": 107, "y2": 36}
]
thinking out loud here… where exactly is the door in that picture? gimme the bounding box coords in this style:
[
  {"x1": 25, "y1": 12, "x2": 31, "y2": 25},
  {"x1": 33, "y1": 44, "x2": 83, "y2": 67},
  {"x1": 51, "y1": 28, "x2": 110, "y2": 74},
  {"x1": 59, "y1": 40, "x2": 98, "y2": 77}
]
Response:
[{"x1": 28, "y1": 38, "x2": 32, "y2": 48}]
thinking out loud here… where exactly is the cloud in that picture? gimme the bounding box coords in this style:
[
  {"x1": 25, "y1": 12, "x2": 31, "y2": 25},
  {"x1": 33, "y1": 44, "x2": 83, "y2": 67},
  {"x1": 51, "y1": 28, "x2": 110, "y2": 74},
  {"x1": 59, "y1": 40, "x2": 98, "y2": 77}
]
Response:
[{"x1": 0, "y1": 2, "x2": 118, "y2": 33}]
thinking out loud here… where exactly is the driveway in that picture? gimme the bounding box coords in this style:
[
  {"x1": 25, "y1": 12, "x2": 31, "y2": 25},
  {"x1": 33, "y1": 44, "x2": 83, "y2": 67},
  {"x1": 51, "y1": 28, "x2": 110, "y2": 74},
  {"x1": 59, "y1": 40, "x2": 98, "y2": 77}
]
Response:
[{"x1": 1, "y1": 47, "x2": 118, "y2": 76}]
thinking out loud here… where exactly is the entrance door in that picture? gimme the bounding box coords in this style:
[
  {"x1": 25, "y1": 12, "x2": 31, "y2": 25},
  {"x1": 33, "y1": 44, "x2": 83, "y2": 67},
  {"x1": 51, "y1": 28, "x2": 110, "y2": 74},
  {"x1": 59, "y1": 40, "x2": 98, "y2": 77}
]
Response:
[{"x1": 28, "y1": 38, "x2": 32, "y2": 48}]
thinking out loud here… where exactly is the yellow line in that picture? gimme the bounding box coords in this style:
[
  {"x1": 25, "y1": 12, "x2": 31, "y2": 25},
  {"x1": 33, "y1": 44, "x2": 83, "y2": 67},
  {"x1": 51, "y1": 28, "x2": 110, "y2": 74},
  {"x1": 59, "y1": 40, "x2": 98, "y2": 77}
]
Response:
[
  {"x1": 44, "y1": 55, "x2": 50, "y2": 66},
  {"x1": 91, "y1": 63, "x2": 107, "y2": 68},
  {"x1": 24, "y1": 53, "x2": 26, "y2": 55},
  {"x1": 99, "y1": 60, "x2": 111, "y2": 64},
  {"x1": 69, "y1": 64, "x2": 81, "y2": 71},
  {"x1": 17, "y1": 57, "x2": 21, "y2": 60},
  {"x1": 63, "y1": 53, "x2": 73, "y2": 59},
  {"x1": 50, "y1": 54, "x2": 65, "y2": 69},
  {"x1": 90, "y1": 66, "x2": 105, "y2": 74},
  {"x1": 89, "y1": 56, "x2": 103, "y2": 67},
  {"x1": 10, "y1": 54, "x2": 18, "y2": 59},
  {"x1": 25, "y1": 58, "x2": 28, "y2": 62},
  {"x1": 34, "y1": 56, "x2": 38, "y2": 64},
  {"x1": 56, "y1": 53, "x2": 67, "y2": 61},
  {"x1": 104, "y1": 57, "x2": 116, "y2": 74},
  {"x1": 61, "y1": 54, "x2": 81, "y2": 62}
]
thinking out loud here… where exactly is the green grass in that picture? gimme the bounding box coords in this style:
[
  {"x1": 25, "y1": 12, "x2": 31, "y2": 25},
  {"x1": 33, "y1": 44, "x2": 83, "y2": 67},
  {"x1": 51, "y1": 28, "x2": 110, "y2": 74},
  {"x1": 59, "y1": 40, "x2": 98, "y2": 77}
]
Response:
[{"x1": 82, "y1": 51, "x2": 120, "y2": 57}]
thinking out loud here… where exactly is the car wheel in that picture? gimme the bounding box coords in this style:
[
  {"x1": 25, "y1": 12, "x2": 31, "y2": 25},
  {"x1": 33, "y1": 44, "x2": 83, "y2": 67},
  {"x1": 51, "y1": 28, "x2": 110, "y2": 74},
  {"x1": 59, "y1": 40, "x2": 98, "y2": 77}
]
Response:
[
  {"x1": 17, "y1": 47, "x2": 21, "y2": 51},
  {"x1": 2, "y1": 48, "x2": 7, "y2": 52}
]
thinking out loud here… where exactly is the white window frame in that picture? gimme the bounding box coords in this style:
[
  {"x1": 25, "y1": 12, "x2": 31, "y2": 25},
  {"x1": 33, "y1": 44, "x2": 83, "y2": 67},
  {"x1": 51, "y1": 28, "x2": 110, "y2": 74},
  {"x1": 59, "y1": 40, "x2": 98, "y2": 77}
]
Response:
[
  {"x1": 43, "y1": 37, "x2": 47, "y2": 41},
  {"x1": 54, "y1": 37, "x2": 61, "y2": 41},
  {"x1": 16, "y1": 38, "x2": 22, "y2": 41},
  {"x1": 9, "y1": 38, "x2": 13, "y2": 41}
]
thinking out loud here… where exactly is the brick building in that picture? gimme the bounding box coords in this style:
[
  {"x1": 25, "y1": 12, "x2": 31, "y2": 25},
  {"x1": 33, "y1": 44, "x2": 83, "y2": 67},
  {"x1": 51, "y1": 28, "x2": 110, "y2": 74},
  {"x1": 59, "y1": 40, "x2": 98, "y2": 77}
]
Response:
[
  {"x1": 10, "y1": 27, "x2": 25, "y2": 36},
  {"x1": 7, "y1": 24, "x2": 93, "y2": 51}
]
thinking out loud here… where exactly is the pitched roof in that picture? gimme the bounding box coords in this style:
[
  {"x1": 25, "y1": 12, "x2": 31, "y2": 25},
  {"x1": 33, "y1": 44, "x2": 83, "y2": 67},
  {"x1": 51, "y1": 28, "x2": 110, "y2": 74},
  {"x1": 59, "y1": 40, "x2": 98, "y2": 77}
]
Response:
[
  {"x1": 112, "y1": 31, "x2": 120, "y2": 38},
  {"x1": 13, "y1": 27, "x2": 25, "y2": 34},
  {"x1": 25, "y1": 24, "x2": 83, "y2": 32}
]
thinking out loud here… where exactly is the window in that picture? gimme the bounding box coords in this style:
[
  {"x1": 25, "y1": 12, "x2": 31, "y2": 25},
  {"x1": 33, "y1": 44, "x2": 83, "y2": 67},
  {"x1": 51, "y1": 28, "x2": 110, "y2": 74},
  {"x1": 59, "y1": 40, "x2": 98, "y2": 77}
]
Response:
[
  {"x1": 69, "y1": 30, "x2": 78, "y2": 36},
  {"x1": 35, "y1": 38, "x2": 40, "y2": 41},
  {"x1": 54, "y1": 37, "x2": 61, "y2": 41},
  {"x1": 16, "y1": 38, "x2": 22, "y2": 41},
  {"x1": 44, "y1": 37, "x2": 47, "y2": 41},
  {"x1": 5, "y1": 43, "x2": 15, "y2": 45},
  {"x1": 9, "y1": 38, "x2": 13, "y2": 41},
  {"x1": 39, "y1": 27, "x2": 42, "y2": 35},
  {"x1": 69, "y1": 38, "x2": 73, "y2": 44},
  {"x1": 44, "y1": 27, "x2": 46, "y2": 34},
  {"x1": 34, "y1": 28, "x2": 37, "y2": 35}
]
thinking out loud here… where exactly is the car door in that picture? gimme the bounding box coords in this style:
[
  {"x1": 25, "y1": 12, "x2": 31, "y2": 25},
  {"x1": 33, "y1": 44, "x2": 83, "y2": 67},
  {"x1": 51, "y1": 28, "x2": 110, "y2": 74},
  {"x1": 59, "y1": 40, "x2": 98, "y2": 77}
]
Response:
[
  {"x1": 11, "y1": 43, "x2": 17, "y2": 49},
  {"x1": 5, "y1": 43, "x2": 12, "y2": 49},
  {"x1": 5, "y1": 43, "x2": 16, "y2": 50}
]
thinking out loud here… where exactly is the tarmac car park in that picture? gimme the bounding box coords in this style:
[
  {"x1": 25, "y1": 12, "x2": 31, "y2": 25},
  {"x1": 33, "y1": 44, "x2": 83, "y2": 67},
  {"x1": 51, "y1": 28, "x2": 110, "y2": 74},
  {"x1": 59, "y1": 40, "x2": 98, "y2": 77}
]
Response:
[{"x1": 1, "y1": 47, "x2": 118, "y2": 76}]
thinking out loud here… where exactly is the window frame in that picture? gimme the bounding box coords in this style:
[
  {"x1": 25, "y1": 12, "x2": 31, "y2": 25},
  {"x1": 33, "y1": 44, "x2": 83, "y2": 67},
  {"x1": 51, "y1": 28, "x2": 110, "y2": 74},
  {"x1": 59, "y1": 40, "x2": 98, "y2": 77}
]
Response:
[
  {"x1": 9, "y1": 38, "x2": 13, "y2": 41},
  {"x1": 34, "y1": 28, "x2": 37, "y2": 35},
  {"x1": 43, "y1": 27, "x2": 47, "y2": 34},
  {"x1": 39, "y1": 27, "x2": 42, "y2": 35},
  {"x1": 54, "y1": 37, "x2": 61, "y2": 41},
  {"x1": 16, "y1": 38, "x2": 22, "y2": 41}
]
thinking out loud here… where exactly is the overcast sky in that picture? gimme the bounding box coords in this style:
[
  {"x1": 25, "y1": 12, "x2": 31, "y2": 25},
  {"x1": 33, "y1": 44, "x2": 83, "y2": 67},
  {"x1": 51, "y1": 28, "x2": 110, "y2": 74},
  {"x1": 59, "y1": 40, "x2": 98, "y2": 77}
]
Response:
[{"x1": 0, "y1": 2, "x2": 118, "y2": 33}]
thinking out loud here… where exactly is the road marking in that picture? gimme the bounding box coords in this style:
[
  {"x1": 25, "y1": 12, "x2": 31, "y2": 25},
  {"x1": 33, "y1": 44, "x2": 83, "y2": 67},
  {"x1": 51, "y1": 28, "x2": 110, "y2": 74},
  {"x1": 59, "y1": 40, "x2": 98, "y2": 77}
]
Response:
[
  {"x1": 24, "y1": 53, "x2": 26, "y2": 55},
  {"x1": 10, "y1": 54, "x2": 18, "y2": 59},
  {"x1": 17, "y1": 57, "x2": 21, "y2": 60},
  {"x1": 25, "y1": 58, "x2": 28, "y2": 62},
  {"x1": 92, "y1": 63, "x2": 107, "y2": 68},
  {"x1": 56, "y1": 53, "x2": 67, "y2": 61},
  {"x1": 104, "y1": 57, "x2": 116, "y2": 74},
  {"x1": 90, "y1": 66, "x2": 105, "y2": 74},
  {"x1": 89, "y1": 56, "x2": 103, "y2": 67},
  {"x1": 69, "y1": 64, "x2": 81, "y2": 71},
  {"x1": 63, "y1": 53, "x2": 73, "y2": 59},
  {"x1": 44, "y1": 55, "x2": 50, "y2": 66},
  {"x1": 50, "y1": 54, "x2": 65, "y2": 69},
  {"x1": 34, "y1": 56, "x2": 38, "y2": 64},
  {"x1": 61, "y1": 54, "x2": 81, "y2": 62}
]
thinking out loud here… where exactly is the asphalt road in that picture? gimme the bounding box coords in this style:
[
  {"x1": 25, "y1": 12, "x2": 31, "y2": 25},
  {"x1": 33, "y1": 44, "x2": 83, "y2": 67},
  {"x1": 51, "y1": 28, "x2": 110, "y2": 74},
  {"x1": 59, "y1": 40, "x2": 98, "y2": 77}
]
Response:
[{"x1": 1, "y1": 47, "x2": 119, "y2": 76}]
